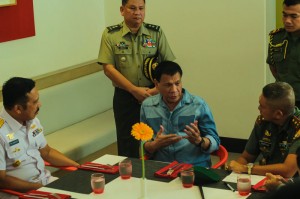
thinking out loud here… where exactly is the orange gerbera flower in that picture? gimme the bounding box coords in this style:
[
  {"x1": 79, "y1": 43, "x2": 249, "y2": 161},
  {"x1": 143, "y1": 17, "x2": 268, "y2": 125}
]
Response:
[{"x1": 131, "y1": 122, "x2": 154, "y2": 141}]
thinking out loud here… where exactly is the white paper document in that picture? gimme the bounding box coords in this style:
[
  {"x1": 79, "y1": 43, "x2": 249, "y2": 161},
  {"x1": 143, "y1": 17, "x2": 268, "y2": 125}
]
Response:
[
  {"x1": 92, "y1": 154, "x2": 127, "y2": 165},
  {"x1": 222, "y1": 172, "x2": 265, "y2": 185}
]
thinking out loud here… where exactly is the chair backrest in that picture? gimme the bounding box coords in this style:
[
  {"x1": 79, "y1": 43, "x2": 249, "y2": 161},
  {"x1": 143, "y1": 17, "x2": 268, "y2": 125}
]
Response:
[{"x1": 211, "y1": 145, "x2": 228, "y2": 169}]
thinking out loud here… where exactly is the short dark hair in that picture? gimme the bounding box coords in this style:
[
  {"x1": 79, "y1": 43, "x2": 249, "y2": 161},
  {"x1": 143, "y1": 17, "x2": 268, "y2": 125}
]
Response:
[
  {"x1": 262, "y1": 82, "x2": 295, "y2": 115},
  {"x1": 2, "y1": 77, "x2": 35, "y2": 110},
  {"x1": 122, "y1": 0, "x2": 145, "y2": 6},
  {"x1": 283, "y1": 0, "x2": 300, "y2": 6},
  {"x1": 154, "y1": 61, "x2": 183, "y2": 82}
]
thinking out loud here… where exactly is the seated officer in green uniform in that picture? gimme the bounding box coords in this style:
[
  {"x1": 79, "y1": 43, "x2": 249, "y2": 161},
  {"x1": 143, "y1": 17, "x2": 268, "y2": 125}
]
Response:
[
  {"x1": 229, "y1": 82, "x2": 300, "y2": 178},
  {"x1": 267, "y1": 0, "x2": 300, "y2": 107},
  {"x1": 98, "y1": 0, "x2": 175, "y2": 158}
]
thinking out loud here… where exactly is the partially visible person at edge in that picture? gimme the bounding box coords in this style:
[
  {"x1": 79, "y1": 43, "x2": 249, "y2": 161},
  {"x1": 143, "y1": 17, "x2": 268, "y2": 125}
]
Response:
[
  {"x1": 263, "y1": 147, "x2": 300, "y2": 199},
  {"x1": 0, "y1": 77, "x2": 79, "y2": 199},
  {"x1": 267, "y1": 0, "x2": 300, "y2": 108},
  {"x1": 229, "y1": 82, "x2": 300, "y2": 178},
  {"x1": 141, "y1": 61, "x2": 220, "y2": 167},
  {"x1": 98, "y1": 0, "x2": 175, "y2": 158}
]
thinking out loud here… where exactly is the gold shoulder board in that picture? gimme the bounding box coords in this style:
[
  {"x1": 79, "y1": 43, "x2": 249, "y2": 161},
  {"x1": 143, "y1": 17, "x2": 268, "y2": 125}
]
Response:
[{"x1": 269, "y1": 28, "x2": 285, "y2": 36}]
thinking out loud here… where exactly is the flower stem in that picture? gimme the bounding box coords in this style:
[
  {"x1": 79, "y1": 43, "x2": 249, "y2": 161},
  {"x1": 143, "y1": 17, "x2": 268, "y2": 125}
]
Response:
[{"x1": 141, "y1": 141, "x2": 145, "y2": 179}]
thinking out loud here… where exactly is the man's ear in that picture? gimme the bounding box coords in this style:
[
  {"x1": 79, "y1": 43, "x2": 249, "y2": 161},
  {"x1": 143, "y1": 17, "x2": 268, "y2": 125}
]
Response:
[
  {"x1": 13, "y1": 104, "x2": 23, "y2": 115},
  {"x1": 120, "y1": 6, "x2": 124, "y2": 16},
  {"x1": 274, "y1": 109, "x2": 284, "y2": 119}
]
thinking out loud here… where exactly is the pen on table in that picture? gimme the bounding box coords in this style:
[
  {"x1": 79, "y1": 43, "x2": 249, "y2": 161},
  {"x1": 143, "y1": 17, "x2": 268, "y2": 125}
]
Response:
[
  {"x1": 199, "y1": 186, "x2": 205, "y2": 199},
  {"x1": 224, "y1": 182, "x2": 235, "y2": 192}
]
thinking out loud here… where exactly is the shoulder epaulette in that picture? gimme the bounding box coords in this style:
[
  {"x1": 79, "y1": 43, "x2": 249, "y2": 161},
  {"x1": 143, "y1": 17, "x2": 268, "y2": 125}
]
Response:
[
  {"x1": 255, "y1": 115, "x2": 264, "y2": 125},
  {"x1": 292, "y1": 115, "x2": 300, "y2": 129},
  {"x1": 144, "y1": 23, "x2": 160, "y2": 31},
  {"x1": 107, "y1": 25, "x2": 122, "y2": 33},
  {"x1": 0, "y1": 118, "x2": 4, "y2": 128},
  {"x1": 292, "y1": 116, "x2": 300, "y2": 140},
  {"x1": 269, "y1": 28, "x2": 285, "y2": 36}
]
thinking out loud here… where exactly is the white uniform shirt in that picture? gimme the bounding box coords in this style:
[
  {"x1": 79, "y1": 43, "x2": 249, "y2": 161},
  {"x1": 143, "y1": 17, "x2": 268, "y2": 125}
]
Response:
[{"x1": 0, "y1": 108, "x2": 50, "y2": 185}]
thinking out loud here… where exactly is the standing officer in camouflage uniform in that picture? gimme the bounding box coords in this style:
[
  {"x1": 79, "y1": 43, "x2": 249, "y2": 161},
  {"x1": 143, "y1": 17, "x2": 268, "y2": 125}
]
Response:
[
  {"x1": 267, "y1": 0, "x2": 300, "y2": 107},
  {"x1": 98, "y1": 0, "x2": 175, "y2": 158},
  {"x1": 229, "y1": 82, "x2": 300, "y2": 178}
]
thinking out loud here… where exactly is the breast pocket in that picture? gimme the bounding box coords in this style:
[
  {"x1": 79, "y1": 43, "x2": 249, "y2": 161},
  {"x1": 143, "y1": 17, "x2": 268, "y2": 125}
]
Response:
[
  {"x1": 178, "y1": 115, "x2": 196, "y2": 132},
  {"x1": 113, "y1": 46, "x2": 132, "y2": 68},
  {"x1": 147, "y1": 117, "x2": 162, "y2": 134},
  {"x1": 141, "y1": 47, "x2": 157, "y2": 57},
  {"x1": 5, "y1": 140, "x2": 26, "y2": 161}
]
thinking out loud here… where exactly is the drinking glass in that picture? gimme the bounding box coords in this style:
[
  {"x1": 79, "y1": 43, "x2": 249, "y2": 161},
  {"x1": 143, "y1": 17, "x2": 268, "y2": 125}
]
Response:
[
  {"x1": 237, "y1": 174, "x2": 251, "y2": 196},
  {"x1": 180, "y1": 168, "x2": 194, "y2": 188},
  {"x1": 91, "y1": 173, "x2": 105, "y2": 194},
  {"x1": 119, "y1": 159, "x2": 132, "y2": 179}
]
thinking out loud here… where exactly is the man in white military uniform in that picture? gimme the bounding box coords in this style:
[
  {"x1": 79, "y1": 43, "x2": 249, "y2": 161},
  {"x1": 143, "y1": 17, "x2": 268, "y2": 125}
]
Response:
[{"x1": 0, "y1": 77, "x2": 79, "y2": 198}]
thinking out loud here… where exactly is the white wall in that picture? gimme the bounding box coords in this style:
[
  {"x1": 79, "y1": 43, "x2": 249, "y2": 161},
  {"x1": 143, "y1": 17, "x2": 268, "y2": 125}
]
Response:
[
  {"x1": 0, "y1": 0, "x2": 104, "y2": 82},
  {"x1": 0, "y1": 0, "x2": 276, "y2": 140},
  {"x1": 104, "y1": 0, "x2": 276, "y2": 139}
]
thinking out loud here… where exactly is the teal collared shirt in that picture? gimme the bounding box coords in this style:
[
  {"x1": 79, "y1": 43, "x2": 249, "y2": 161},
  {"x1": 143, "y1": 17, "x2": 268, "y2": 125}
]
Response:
[{"x1": 140, "y1": 89, "x2": 220, "y2": 167}]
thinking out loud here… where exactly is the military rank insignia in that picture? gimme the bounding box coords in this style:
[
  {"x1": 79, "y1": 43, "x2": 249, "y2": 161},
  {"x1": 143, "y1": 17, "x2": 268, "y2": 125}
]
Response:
[
  {"x1": 32, "y1": 128, "x2": 43, "y2": 137},
  {"x1": 12, "y1": 148, "x2": 21, "y2": 153},
  {"x1": 6, "y1": 132, "x2": 14, "y2": 140}
]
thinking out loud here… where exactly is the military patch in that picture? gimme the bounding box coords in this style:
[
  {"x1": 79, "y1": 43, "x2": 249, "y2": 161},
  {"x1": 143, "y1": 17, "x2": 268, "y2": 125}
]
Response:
[
  {"x1": 116, "y1": 41, "x2": 129, "y2": 50},
  {"x1": 143, "y1": 37, "x2": 156, "y2": 48},
  {"x1": 6, "y1": 133, "x2": 14, "y2": 140},
  {"x1": 144, "y1": 23, "x2": 160, "y2": 31},
  {"x1": 264, "y1": 130, "x2": 271, "y2": 137},
  {"x1": 9, "y1": 139, "x2": 19, "y2": 146},
  {"x1": 107, "y1": 24, "x2": 122, "y2": 32},
  {"x1": 32, "y1": 128, "x2": 43, "y2": 137},
  {"x1": 30, "y1": 124, "x2": 36, "y2": 129},
  {"x1": 12, "y1": 148, "x2": 20, "y2": 153},
  {"x1": 269, "y1": 28, "x2": 285, "y2": 35},
  {"x1": 0, "y1": 118, "x2": 4, "y2": 128}
]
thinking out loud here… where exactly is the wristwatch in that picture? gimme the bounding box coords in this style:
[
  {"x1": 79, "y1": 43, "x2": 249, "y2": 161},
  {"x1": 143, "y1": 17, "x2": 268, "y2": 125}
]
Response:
[
  {"x1": 247, "y1": 163, "x2": 254, "y2": 175},
  {"x1": 197, "y1": 137, "x2": 205, "y2": 147}
]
